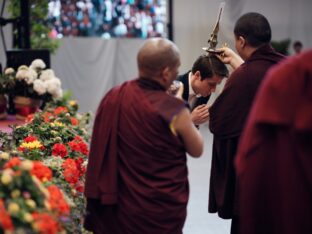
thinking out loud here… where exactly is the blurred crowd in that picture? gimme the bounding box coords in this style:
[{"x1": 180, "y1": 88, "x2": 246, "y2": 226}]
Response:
[{"x1": 47, "y1": 0, "x2": 167, "y2": 39}]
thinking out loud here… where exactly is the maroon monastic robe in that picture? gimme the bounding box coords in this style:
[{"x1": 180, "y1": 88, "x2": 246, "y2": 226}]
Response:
[
  {"x1": 236, "y1": 50, "x2": 312, "y2": 234},
  {"x1": 208, "y1": 44, "x2": 285, "y2": 219},
  {"x1": 84, "y1": 78, "x2": 189, "y2": 234}
]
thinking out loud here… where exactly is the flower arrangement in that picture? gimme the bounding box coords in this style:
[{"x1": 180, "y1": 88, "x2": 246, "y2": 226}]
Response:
[
  {"x1": 4, "y1": 59, "x2": 63, "y2": 101},
  {"x1": 0, "y1": 97, "x2": 91, "y2": 233},
  {"x1": 0, "y1": 158, "x2": 70, "y2": 233}
]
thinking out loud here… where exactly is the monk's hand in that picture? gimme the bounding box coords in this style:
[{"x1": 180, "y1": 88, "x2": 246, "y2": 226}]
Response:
[
  {"x1": 191, "y1": 104, "x2": 209, "y2": 125},
  {"x1": 216, "y1": 47, "x2": 244, "y2": 70},
  {"x1": 168, "y1": 81, "x2": 184, "y2": 99}
]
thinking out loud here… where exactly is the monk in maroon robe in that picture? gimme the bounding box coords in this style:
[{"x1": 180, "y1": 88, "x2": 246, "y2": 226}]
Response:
[
  {"x1": 208, "y1": 12, "x2": 285, "y2": 233},
  {"x1": 84, "y1": 38, "x2": 203, "y2": 234},
  {"x1": 236, "y1": 49, "x2": 312, "y2": 234}
]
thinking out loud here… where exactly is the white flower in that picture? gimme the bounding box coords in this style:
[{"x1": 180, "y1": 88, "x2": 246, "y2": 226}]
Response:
[
  {"x1": 30, "y1": 59, "x2": 46, "y2": 70},
  {"x1": 42, "y1": 156, "x2": 63, "y2": 170},
  {"x1": 33, "y1": 79, "x2": 47, "y2": 95},
  {"x1": 25, "y1": 68, "x2": 38, "y2": 84},
  {"x1": 40, "y1": 69, "x2": 55, "y2": 81},
  {"x1": 17, "y1": 65, "x2": 28, "y2": 71},
  {"x1": 4, "y1": 67, "x2": 15, "y2": 75},
  {"x1": 46, "y1": 78, "x2": 62, "y2": 99},
  {"x1": 16, "y1": 68, "x2": 38, "y2": 84},
  {"x1": 52, "y1": 88, "x2": 63, "y2": 99},
  {"x1": 16, "y1": 69, "x2": 29, "y2": 81}
]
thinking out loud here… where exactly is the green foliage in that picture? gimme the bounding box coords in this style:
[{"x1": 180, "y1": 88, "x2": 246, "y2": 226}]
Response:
[
  {"x1": 8, "y1": 0, "x2": 59, "y2": 53},
  {"x1": 271, "y1": 39, "x2": 291, "y2": 56}
]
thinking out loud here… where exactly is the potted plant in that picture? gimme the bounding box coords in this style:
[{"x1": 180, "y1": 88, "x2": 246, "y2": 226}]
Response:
[{"x1": 4, "y1": 59, "x2": 63, "y2": 119}]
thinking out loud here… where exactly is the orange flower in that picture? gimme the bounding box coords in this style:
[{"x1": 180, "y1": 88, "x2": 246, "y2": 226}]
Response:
[
  {"x1": 4, "y1": 157, "x2": 22, "y2": 169},
  {"x1": 31, "y1": 161, "x2": 52, "y2": 182}
]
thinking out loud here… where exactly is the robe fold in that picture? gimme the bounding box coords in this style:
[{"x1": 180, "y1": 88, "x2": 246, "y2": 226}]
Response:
[
  {"x1": 84, "y1": 78, "x2": 189, "y2": 234},
  {"x1": 208, "y1": 44, "x2": 284, "y2": 218},
  {"x1": 236, "y1": 50, "x2": 312, "y2": 234}
]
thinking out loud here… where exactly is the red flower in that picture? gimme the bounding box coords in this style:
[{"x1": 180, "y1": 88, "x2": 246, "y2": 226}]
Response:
[
  {"x1": 62, "y1": 158, "x2": 80, "y2": 184},
  {"x1": 70, "y1": 117, "x2": 79, "y2": 125},
  {"x1": 4, "y1": 157, "x2": 21, "y2": 169},
  {"x1": 42, "y1": 112, "x2": 54, "y2": 123},
  {"x1": 53, "y1": 106, "x2": 68, "y2": 115},
  {"x1": 75, "y1": 182, "x2": 85, "y2": 193},
  {"x1": 25, "y1": 114, "x2": 34, "y2": 123},
  {"x1": 68, "y1": 137, "x2": 89, "y2": 156},
  {"x1": 32, "y1": 212, "x2": 60, "y2": 234},
  {"x1": 24, "y1": 136, "x2": 38, "y2": 143},
  {"x1": 47, "y1": 185, "x2": 70, "y2": 216},
  {"x1": 0, "y1": 199, "x2": 14, "y2": 231},
  {"x1": 31, "y1": 161, "x2": 52, "y2": 182},
  {"x1": 75, "y1": 157, "x2": 86, "y2": 177},
  {"x1": 52, "y1": 143, "x2": 67, "y2": 158}
]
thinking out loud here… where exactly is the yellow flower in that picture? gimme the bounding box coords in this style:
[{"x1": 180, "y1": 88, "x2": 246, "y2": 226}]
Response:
[
  {"x1": 1, "y1": 171, "x2": 13, "y2": 185},
  {"x1": 20, "y1": 140, "x2": 43, "y2": 150},
  {"x1": 25, "y1": 199, "x2": 36, "y2": 209},
  {"x1": 11, "y1": 190, "x2": 21, "y2": 198},
  {"x1": 8, "y1": 202, "x2": 20, "y2": 214},
  {"x1": 0, "y1": 152, "x2": 9, "y2": 160},
  {"x1": 69, "y1": 100, "x2": 77, "y2": 106},
  {"x1": 23, "y1": 213, "x2": 33, "y2": 223},
  {"x1": 54, "y1": 121, "x2": 64, "y2": 127},
  {"x1": 21, "y1": 160, "x2": 34, "y2": 171}
]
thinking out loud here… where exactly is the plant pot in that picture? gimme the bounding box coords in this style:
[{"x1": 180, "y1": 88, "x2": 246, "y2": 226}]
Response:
[
  {"x1": 0, "y1": 95, "x2": 7, "y2": 120},
  {"x1": 13, "y1": 96, "x2": 42, "y2": 120}
]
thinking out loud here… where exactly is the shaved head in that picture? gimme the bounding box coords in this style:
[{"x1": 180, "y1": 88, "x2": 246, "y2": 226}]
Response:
[{"x1": 137, "y1": 38, "x2": 180, "y2": 78}]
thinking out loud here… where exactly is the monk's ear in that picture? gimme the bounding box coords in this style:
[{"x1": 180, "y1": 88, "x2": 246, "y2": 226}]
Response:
[{"x1": 162, "y1": 66, "x2": 171, "y2": 81}]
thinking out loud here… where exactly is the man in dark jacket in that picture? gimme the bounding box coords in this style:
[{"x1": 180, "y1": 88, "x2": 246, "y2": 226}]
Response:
[
  {"x1": 178, "y1": 54, "x2": 228, "y2": 126},
  {"x1": 208, "y1": 12, "x2": 285, "y2": 234}
]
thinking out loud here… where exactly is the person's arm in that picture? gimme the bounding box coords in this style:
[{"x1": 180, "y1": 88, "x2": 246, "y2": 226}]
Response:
[
  {"x1": 217, "y1": 47, "x2": 244, "y2": 70},
  {"x1": 172, "y1": 108, "x2": 203, "y2": 157}
]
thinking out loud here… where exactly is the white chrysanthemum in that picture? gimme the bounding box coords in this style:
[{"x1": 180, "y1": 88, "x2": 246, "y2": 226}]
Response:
[
  {"x1": 46, "y1": 78, "x2": 61, "y2": 93},
  {"x1": 16, "y1": 68, "x2": 38, "y2": 83},
  {"x1": 17, "y1": 65, "x2": 28, "y2": 71},
  {"x1": 52, "y1": 88, "x2": 63, "y2": 99},
  {"x1": 16, "y1": 69, "x2": 29, "y2": 81},
  {"x1": 30, "y1": 59, "x2": 46, "y2": 70},
  {"x1": 40, "y1": 69, "x2": 55, "y2": 81},
  {"x1": 33, "y1": 79, "x2": 47, "y2": 95},
  {"x1": 4, "y1": 67, "x2": 15, "y2": 75},
  {"x1": 24, "y1": 68, "x2": 38, "y2": 84}
]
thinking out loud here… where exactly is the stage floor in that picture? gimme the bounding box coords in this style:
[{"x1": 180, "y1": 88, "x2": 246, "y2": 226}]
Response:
[{"x1": 0, "y1": 115, "x2": 24, "y2": 133}]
